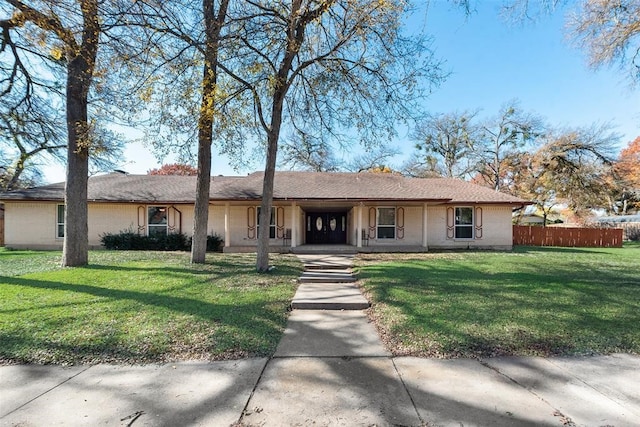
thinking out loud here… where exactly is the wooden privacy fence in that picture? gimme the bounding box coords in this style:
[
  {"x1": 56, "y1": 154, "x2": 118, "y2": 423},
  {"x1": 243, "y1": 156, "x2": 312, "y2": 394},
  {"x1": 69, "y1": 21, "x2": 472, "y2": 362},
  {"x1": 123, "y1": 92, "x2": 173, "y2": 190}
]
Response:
[{"x1": 513, "y1": 225, "x2": 623, "y2": 248}]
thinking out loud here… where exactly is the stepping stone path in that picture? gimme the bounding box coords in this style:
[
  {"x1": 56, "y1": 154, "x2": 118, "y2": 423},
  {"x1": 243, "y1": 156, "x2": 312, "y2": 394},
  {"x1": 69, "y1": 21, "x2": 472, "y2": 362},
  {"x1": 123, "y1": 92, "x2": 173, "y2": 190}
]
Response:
[{"x1": 291, "y1": 254, "x2": 369, "y2": 310}]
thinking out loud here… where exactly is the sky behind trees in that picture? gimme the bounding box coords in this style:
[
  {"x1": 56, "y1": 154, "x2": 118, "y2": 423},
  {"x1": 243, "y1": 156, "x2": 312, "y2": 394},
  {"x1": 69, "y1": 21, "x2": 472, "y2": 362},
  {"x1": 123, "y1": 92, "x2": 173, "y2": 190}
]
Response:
[{"x1": 38, "y1": 1, "x2": 640, "y2": 183}]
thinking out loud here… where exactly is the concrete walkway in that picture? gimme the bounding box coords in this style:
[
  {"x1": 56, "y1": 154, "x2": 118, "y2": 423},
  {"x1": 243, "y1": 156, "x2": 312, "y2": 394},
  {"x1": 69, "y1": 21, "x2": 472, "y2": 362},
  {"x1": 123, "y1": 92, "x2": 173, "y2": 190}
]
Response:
[
  {"x1": 2, "y1": 254, "x2": 639, "y2": 426},
  {"x1": 292, "y1": 254, "x2": 369, "y2": 310}
]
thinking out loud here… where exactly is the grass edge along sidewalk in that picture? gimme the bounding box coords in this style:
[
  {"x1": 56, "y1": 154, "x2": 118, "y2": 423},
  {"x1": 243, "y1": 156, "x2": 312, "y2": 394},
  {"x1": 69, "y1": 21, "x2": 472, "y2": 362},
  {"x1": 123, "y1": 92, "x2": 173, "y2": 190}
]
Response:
[
  {"x1": 0, "y1": 250, "x2": 302, "y2": 365},
  {"x1": 357, "y1": 244, "x2": 640, "y2": 359}
]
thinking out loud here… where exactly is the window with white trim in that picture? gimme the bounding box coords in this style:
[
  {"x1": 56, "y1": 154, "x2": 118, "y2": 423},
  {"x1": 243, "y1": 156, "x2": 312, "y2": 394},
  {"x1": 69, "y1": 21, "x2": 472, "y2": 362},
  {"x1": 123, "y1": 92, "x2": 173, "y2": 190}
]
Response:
[
  {"x1": 377, "y1": 207, "x2": 395, "y2": 239},
  {"x1": 148, "y1": 206, "x2": 168, "y2": 237},
  {"x1": 257, "y1": 207, "x2": 276, "y2": 239},
  {"x1": 56, "y1": 204, "x2": 65, "y2": 238},
  {"x1": 455, "y1": 207, "x2": 473, "y2": 239}
]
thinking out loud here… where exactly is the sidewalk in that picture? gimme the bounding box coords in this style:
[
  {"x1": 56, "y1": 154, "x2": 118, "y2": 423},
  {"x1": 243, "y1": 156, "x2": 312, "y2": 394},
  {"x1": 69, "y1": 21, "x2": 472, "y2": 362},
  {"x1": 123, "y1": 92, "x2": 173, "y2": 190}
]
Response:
[{"x1": 2, "y1": 254, "x2": 639, "y2": 426}]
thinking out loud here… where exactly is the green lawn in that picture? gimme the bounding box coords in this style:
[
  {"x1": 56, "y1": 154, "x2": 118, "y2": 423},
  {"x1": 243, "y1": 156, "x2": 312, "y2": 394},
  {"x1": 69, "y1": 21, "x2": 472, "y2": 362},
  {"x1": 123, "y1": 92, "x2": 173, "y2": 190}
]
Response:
[
  {"x1": 0, "y1": 249, "x2": 301, "y2": 365},
  {"x1": 357, "y1": 244, "x2": 640, "y2": 358}
]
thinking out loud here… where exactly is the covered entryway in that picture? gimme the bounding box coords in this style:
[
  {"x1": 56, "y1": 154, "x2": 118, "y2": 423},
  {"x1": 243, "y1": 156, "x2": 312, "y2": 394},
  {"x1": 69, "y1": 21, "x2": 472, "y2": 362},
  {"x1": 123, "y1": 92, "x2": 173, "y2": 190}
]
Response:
[{"x1": 306, "y1": 212, "x2": 347, "y2": 244}]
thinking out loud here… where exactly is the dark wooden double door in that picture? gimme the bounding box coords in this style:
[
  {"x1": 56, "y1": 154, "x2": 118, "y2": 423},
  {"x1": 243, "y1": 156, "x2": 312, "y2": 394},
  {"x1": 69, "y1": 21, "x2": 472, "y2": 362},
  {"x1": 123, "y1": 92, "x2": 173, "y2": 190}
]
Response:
[{"x1": 306, "y1": 212, "x2": 347, "y2": 244}]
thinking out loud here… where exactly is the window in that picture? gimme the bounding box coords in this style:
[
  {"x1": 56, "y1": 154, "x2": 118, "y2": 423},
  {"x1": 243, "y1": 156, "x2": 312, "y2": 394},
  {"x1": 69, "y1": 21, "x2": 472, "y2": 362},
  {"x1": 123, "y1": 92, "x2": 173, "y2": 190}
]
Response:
[
  {"x1": 148, "y1": 206, "x2": 168, "y2": 237},
  {"x1": 257, "y1": 207, "x2": 276, "y2": 239},
  {"x1": 377, "y1": 207, "x2": 395, "y2": 239},
  {"x1": 455, "y1": 207, "x2": 473, "y2": 239},
  {"x1": 56, "y1": 204, "x2": 65, "y2": 238}
]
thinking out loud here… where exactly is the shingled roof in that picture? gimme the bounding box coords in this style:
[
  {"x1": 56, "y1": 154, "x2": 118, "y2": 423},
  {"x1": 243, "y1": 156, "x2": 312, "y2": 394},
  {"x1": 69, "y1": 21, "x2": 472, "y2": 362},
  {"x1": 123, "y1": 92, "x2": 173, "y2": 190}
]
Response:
[{"x1": 0, "y1": 171, "x2": 527, "y2": 205}]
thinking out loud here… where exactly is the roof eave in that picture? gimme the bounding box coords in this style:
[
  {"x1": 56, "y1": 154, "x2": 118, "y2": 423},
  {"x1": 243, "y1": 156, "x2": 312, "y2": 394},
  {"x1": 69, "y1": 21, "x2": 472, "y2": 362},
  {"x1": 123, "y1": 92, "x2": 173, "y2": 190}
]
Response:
[{"x1": 209, "y1": 197, "x2": 453, "y2": 203}]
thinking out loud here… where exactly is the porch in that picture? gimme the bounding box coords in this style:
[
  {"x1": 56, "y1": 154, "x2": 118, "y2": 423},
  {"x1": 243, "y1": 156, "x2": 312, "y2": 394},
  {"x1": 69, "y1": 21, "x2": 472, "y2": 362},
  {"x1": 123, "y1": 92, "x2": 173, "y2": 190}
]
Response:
[
  {"x1": 222, "y1": 244, "x2": 428, "y2": 254},
  {"x1": 220, "y1": 201, "x2": 432, "y2": 251}
]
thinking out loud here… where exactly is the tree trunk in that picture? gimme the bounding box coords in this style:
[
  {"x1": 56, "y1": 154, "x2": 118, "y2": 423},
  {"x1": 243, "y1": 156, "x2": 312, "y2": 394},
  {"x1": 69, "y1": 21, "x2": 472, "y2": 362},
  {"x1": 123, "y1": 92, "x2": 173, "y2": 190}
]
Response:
[
  {"x1": 6, "y1": 154, "x2": 26, "y2": 191},
  {"x1": 256, "y1": 92, "x2": 286, "y2": 272},
  {"x1": 256, "y1": 129, "x2": 280, "y2": 272},
  {"x1": 190, "y1": 49, "x2": 215, "y2": 264},
  {"x1": 191, "y1": 0, "x2": 228, "y2": 264},
  {"x1": 62, "y1": 100, "x2": 89, "y2": 267},
  {"x1": 255, "y1": 0, "x2": 314, "y2": 272},
  {"x1": 61, "y1": 0, "x2": 99, "y2": 267},
  {"x1": 190, "y1": 128, "x2": 212, "y2": 263}
]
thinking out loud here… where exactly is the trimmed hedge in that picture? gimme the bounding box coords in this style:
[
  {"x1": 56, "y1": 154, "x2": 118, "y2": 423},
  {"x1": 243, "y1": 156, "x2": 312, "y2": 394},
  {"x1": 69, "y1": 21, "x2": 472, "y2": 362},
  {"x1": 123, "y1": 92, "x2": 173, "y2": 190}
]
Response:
[{"x1": 101, "y1": 230, "x2": 223, "y2": 252}]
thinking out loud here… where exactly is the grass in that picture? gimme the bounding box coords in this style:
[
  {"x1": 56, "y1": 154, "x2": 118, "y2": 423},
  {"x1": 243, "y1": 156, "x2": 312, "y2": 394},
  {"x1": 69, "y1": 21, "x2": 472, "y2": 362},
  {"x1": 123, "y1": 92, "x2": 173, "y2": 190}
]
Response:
[
  {"x1": 0, "y1": 249, "x2": 302, "y2": 365},
  {"x1": 357, "y1": 244, "x2": 640, "y2": 358}
]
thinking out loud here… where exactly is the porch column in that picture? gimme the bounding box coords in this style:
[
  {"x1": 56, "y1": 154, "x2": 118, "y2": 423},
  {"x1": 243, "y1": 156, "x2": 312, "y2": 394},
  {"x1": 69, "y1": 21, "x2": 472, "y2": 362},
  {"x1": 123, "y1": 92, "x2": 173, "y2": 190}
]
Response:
[
  {"x1": 224, "y1": 203, "x2": 230, "y2": 248},
  {"x1": 290, "y1": 202, "x2": 297, "y2": 248},
  {"x1": 357, "y1": 203, "x2": 363, "y2": 248},
  {"x1": 422, "y1": 203, "x2": 428, "y2": 249}
]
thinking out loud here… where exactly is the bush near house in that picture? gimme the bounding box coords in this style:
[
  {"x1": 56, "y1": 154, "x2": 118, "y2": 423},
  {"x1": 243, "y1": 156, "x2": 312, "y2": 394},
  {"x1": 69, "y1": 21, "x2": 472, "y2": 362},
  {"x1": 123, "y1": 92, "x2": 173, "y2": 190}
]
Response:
[
  {"x1": 100, "y1": 230, "x2": 223, "y2": 252},
  {"x1": 190, "y1": 233, "x2": 224, "y2": 252}
]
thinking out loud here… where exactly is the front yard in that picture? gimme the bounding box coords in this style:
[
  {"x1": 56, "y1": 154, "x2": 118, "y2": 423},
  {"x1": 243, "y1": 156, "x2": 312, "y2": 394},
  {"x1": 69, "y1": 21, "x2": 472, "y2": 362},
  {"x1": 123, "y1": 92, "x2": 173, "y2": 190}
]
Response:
[
  {"x1": 357, "y1": 244, "x2": 640, "y2": 358},
  {"x1": 0, "y1": 250, "x2": 301, "y2": 365},
  {"x1": 2, "y1": 245, "x2": 638, "y2": 365}
]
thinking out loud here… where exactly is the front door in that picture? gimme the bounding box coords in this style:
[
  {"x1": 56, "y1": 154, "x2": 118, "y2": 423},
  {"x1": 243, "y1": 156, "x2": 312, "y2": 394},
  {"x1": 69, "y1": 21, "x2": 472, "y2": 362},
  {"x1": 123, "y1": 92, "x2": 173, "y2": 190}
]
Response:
[{"x1": 306, "y1": 212, "x2": 347, "y2": 244}]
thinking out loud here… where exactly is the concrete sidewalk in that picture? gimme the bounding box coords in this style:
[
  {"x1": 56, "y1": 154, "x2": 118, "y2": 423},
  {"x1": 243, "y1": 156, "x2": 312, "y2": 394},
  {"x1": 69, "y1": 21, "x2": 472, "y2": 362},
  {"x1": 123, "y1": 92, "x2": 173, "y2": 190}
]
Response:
[
  {"x1": 2, "y1": 254, "x2": 639, "y2": 426},
  {"x1": 2, "y1": 354, "x2": 638, "y2": 426}
]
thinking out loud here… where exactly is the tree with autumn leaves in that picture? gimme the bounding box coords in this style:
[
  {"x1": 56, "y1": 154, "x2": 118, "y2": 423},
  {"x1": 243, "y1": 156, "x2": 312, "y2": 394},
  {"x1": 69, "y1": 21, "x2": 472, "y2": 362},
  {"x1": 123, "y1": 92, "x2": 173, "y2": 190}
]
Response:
[
  {"x1": 613, "y1": 137, "x2": 640, "y2": 214},
  {"x1": 148, "y1": 164, "x2": 199, "y2": 176},
  {"x1": 504, "y1": 129, "x2": 639, "y2": 223},
  {"x1": 509, "y1": 125, "x2": 619, "y2": 224},
  {"x1": 410, "y1": 107, "x2": 636, "y2": 223}
]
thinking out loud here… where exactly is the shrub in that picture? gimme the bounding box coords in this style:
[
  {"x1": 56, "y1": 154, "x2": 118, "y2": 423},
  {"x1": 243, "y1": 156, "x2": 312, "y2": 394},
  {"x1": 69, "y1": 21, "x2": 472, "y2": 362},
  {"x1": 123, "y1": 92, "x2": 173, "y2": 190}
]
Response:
[
  {"x1": 161, "y1": 232, "x2": 189, "y2": 251},
  {"x1": 188, "y1": 233, "x2": 224, "y2": 252},
  {"x1": 101, "y1": 230, "x2": 223, "y2": 251},
  {"x1": 101, "y1": 230, "x2": 190, "y2": 251},
  {"x1": 100, "y1": 230, "x2": 148, "y2": 250},
  {"x1": 207, "y1": 233, "x2": 224, "y2": 252}
]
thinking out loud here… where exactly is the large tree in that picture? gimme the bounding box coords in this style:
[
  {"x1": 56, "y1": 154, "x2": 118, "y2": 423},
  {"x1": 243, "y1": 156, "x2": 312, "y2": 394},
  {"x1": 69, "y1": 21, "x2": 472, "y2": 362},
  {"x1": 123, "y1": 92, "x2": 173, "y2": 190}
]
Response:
[
  {"x1": 222, "y1": 0, "x2": 442, "y2": 272},
  {"x1": 280, "y1": 133, "x2": 342, "y2": 172},
  {"x1": 511, "y1": 124, "x2": 619, "y2": 222},
  {"x1": 118, "y1": 0, "x2": 240, "y2": 264},
  {"x1": 612, "y1": 136, "x2": 640, "y2": 213},
  {"x1": 570, "y1": 0, "x2": 640, "y2": 84},
  {"x1": 409, "y1": 111, "x2": 478, "y2": 179},
  {"x1": 190, "y1": 0, "x2": 230, "y2": 264},
  {"x1": 1, "y1": 0, "x2": 131, "y2": 266},
  {"x1": 475, "y1": 101, "x2": 543, "y2": 192},
  {"x1": 1, "y1": 0, "x2": 101, "y2": 266}
]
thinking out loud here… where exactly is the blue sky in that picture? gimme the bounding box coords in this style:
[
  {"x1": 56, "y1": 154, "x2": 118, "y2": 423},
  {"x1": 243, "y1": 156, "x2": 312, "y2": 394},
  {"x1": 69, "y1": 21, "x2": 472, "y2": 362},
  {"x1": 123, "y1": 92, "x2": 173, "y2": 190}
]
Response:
[
  {"x1": 417, "y1": 1, "x2": 639, "y2": 139},
  {"x1": 41, "y1": 1, "x2": 639, "y2": 183}
]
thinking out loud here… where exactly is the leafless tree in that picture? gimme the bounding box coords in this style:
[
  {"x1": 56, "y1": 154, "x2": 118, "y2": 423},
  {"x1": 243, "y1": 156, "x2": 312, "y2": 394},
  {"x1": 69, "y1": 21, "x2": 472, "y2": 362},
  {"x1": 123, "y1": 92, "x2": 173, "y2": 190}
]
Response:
[
  {"x1": 570, "y1": 0, "x2": 640, "y2": 85},
  {"x1": 409, "y1": 111, "x2": 479, "y2": 179},
  {"x1": 221, "y1": 0, "x2": 444, "y2": 271}
]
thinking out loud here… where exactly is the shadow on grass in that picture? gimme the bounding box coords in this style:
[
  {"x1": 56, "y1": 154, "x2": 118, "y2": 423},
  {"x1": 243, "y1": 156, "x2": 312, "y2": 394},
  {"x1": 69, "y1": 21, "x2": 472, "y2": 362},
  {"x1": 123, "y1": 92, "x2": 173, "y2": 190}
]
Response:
[
  {"x1": 0, "y1": 271, "x2": 296, "y2": 364},
  {"x1": 81, "y1": 256, "x2": 301, "y2": 278},
  {"x1": 360, "y1": 260, "x2": 640, "y2": 357}
]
